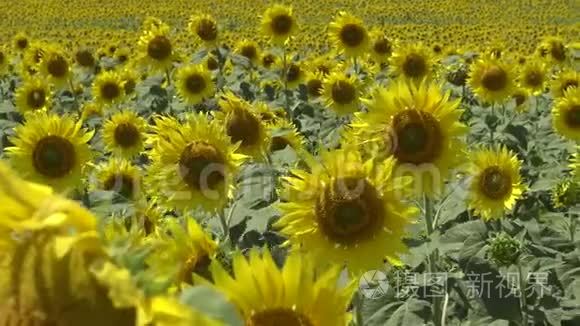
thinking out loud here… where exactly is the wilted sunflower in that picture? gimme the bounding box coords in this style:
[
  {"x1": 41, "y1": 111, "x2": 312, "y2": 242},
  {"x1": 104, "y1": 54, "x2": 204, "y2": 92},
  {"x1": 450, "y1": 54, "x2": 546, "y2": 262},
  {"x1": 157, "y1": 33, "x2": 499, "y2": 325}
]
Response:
[
  {"x1": 328, "y1": 12, "x2": 369, "y2": 57},
  {"x1": 175, "y1": 63, "x2": 215, "y2": 105},
  {"x1": 39, "y1": 45, "x2": 71, "y2": 88},
  {"x1": 93, "y1": 158, "x2": 143, "y2": 201},
  {"x1": 261, "y1": 4, "x2": 297, "y2": 45},
  {"x1": 189, "y1": 13, "x2": 219, "y2": 48},
  {"x1": 148, "y1": 217, "x2": 217, "y2": 285},
  {"x1": 269, "y1": 119, "x2": 305, "y2": 153},
  {"x1": 518, "y1": 58, "x2": 547, "y2": 96},
  {"x1": 369, "y1": 29, "x2": 393, "y2": 64},
  {"x1": 235, "y1": 39, "x2": 260, "y2": 65},
  {"x1": 551, "y1": 69, "x2": 579, "y2": 98},
  {"x1": 210, "y1": 248, "x2": 355, "y2": 325},
  {"x1": 147, "y1": 113, "x2": 246, "y2": 213},
  {"x1": 552, "y1": 88, "x2": 580, "y2": 142},
  {"x1": 14, "y1": 77, "x2": 52, "y2": 113},
  {"x1": 6, "y1": 112, "x2": 93, "y2": 192},
  {"x1": 103, "y1": 110, "x2": 147, "y2": 158},
  {"x1": 389, "y1": 43, "x2": 434, "y2": 83},
  {"x1": 138, "y1": 22, "x2": 176, "y2": 72},
  {"x1": 276, "y1": 147, "x2": 417, "y2": 273},
  {"x1": 468, "y1": 56, "x2": 516, "y2": 103},
  {"x1": 322, "y1": 71, "x2": 361, "y2": 115},
  {"x1": 92, "y1": 70, "x2": 126, "y2": 107},
  {"x1": 215, "y1": 92, "x2": 271, "y2": 160},
  {"x1": 352, "y1": 80, "x2": 467, "y2": 196},
  {"x1": 468, "y1": 146, "x2": 525, "y2": 220}
]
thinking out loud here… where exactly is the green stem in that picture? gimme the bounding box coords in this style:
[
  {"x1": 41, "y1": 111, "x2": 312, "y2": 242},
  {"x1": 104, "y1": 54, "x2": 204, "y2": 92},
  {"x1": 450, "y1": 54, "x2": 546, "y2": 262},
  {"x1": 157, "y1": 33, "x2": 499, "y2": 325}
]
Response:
[
  {"x1": 490, "y1": 104, "x2": 495, "y2": 145},
  {"x1": 282, "y1": 46, "x2": 290, "y2": 117},
  {"x1": 219, "y1": 209, "x2": 231, "y2": 248},
  {"x1": 354, "y1": 291, "x2": 365, "y2": 326},
  {"x1": 569, "y1": 213, "x2": 576, "y2": 242},
  {"x1": 215, "y1": 48, "x2": 225, "y2": 91},
  {"x1": 424, "y1": 196, "x2": 441, "y2": 326},
  {"x1": 517, "y1": 263, "x2": 528, "y2": 326}
]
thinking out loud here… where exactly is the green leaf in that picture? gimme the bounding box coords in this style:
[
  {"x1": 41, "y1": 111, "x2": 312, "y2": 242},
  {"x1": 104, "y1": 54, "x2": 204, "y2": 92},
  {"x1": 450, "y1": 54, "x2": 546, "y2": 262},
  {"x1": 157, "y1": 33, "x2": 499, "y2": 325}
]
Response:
[{"x1": 180, "y1": 285, "x2": 244, "y2": 326}]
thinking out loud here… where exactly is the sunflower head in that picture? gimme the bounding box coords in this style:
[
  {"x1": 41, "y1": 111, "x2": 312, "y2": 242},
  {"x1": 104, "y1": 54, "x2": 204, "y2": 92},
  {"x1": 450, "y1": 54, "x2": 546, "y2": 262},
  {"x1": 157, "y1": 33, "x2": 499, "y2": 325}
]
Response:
[
  {"x1": 138, "y1": 22, "x2": 175, "y2": 71},
  {"x1": 389, "y1": 43, "x2": 434, "y2": 83},
  {"x1": 369, "y1": 30, "x2": 393, "y2": 64},
  {"x1": 305, "y1": 70, "x2": 325, "y2": 98},
  {"x1": 487, "y1": 232, "x2": 521, "y2": 267},
  {"x1": 39, "y1": 45, "x2": 71, "y2": 88},
  {"x1": 13, "y1": 32, "x2": 29, "y2": 51},
  {"x1": 518, "y1": 58, "x2": 547, "y2": 95},
  {"x1": 102, "y1": 110, "x2": 146, "y2": 158},
  {"x1": 468, "y1": 56, "x2": 516, "y2": 104},
  {"x1": 15, "y1": 77, "x2": 52, "y2": 113},
  {"x1": 188, "y1": 14, "x2": 219, "y2": 47},
  {"x1": 261, "y1": 4, "x2": 297, "y2": 45},
  {"x1": 552, "y1": 87, "x2": 580, "y2": 142},
  {"x1": 539, "y1": 36, "x2": 569, "y2": 64},
  {"x1": 175, "y1": 64, "x2": 215, "y2": 105},
  {"x1": 551, "y1": 69, "x2": 579, "y2": 98},
  {"x1": 512, "y1": 88, "x2": 530, "y2": 113},
  {"x1": 235, "y1": 39, "x2": 260, "y2": 65},
  {"x1": 75, "y1": 48, "x2": 96, "y2": 69},
  {"x1": 260, "y1": 52, "x2": 278, "y2": 69},
  {"x1": 92, "y1": 70, "x2": 126, "y2": 107},
  {"x1": 468, "y1": 146, "x2": 524, "y2": 220},
  {"x1": 268, "y1": 119, "x2": 305, "y2": 154},
  {"x1": 328, "y1": 12, "x2": 369, "y2": 57},
  {"x1": 322, "y1": 71, "x2": 360, "y2": 115},
  {"x1": 93, "y1": 158, "x2": 142, "y2": 202},
  {"x1": 6, "y1": 112, "x2": 94, "y2": 192},
  {"x1": 283, "y1": 59, "x2": 304, "y2": 89}
]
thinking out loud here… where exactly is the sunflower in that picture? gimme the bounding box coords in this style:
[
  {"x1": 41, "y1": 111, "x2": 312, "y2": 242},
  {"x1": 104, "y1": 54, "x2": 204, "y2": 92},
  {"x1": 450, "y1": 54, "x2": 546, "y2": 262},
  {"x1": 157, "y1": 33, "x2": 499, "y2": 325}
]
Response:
[
  {"x1": 14, "y1": 77, "x2": 52, "y2": 113},
  {"x1": 5, "y1": 112, "x2": 93, "y2": 192},
  {"x1": 369, "y1": 29, "x2": 393, "y2": 64},
  {"x1": 81, "y1": 102, "x2": 104, "y2": 120},
  {"x1": 13, "y1": 32, "x2": 29, "y2": 52},
  {"x1": 147, "y1": 113, "x2": 246, "y2": 213},
  {"x1": 139, "y1": 296, "x2": 222, "y2": 326},
  {"x1": 269, "y1": 119, "x2": 306, "y2": 153},
  {"x1": 188, "y1": 13, "x2": 219, "y2": 48},
  {"x1": 467, "y1": 56, "x2": 516, "y2": 104},
  {"x1": 254, "y1": 101, "x2": 286, "y2": 125},
  {"x1": 322, "y1": 71, "x2": 361, "y2": 115},
  {"x1": 119, "y1": 67, "x2": 139, "y2": 98},
  {"x1": 276, "y1": 147, "x2": 417, "y2": 273},
  {"x1": 261, "y1": 4, "x2": 297, "y2": 45},
  {"x1": 538, "y1": 36, "x2": 569, "y2": 65},
  {"x1": 352, "y1": 80, "x2": 468, "y2": 196},
  {"x1": 215, "y1": 92, "x2": 271, "y2": 160},
  {"x1": 174, "y1": 63, "x2": 215, "y2": 105},
  {"x1": 210, "y1": 248, "x2": 355, "y2": 325},
  {"x1": 551, "y1": 69, "x2": 579, "y2": 98},
  {"x1": 518, "y1": 58, "x2": 547, "y2": 95},
  {"x1": 283, "y1": 59, "x2": 305, "y2": 89},
  {"x1": 552, "y1": 88, "x2": 580, "y2": 142},
  {"x1": 305, "y1": 70, "x2": 325, "y2": 98},
  {"x1": 147, "y1": 217, "x2": 217, "y2": 285},
  {"x1": 103, "y1": 110, "x2": 147, "y2": 158},
  {"x1": 138, "y1": 22, "x2": 176, "y2": 72},
  {"x1": 92, "y1": 70, "x2": 126, "y2": 107},
  {"x1": 39, "y1": 45, "x2": 71, "y2": 88},
  {"x1": 260, "y1": 52, "x2": 279, "y2": 69},
  {"x1": 328, "y1": 12, "x2": 369, "y2": 57},
  {"x1": 389, "y1": 43, "x2": 435, "y2": 83},
  {"x1": 75, "y1": 47, "x2": 96, "y2": 69},
  {"x1": 468, "y1": 146, "x2": 525, "y2": 220},
  {"x1": 22, "y1": 41, "x2": 46, "y2": 71},
  {"x1": 235, "y1": 39, "x2": 260, "y2": 65},
  {"x1": 551, "y1": 178, "x2": 580, "y2": 209},
  {"x1": 512, "y1": 88, "x2": 530, "y2": 113},
  {"x1": 93, "y1": 158, "x2": 143, "y2": 201}
]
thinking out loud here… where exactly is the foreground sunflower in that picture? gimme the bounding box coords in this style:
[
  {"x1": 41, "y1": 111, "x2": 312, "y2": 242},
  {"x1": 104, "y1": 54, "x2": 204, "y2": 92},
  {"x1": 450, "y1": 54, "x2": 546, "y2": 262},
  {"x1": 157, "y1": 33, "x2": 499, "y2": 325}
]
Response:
[
  {"x1": 322, "y1": 71, "x2": 361, "y2": 115},
  {"x1": 551, "y1": 69, "x2": 579, "y2": 98},
  {"x1": 276, "y1": 147, "x2": 417, "y2": 273},
  {"x1": 468, "y1": 56, "x2": 516, "y2": 104},
  {"x1": 518, "y1": 58, "x2": 547, "y2": 96},
  {"x1": 92, "y1": 70, "x2": 126, "y2": 108},
  {"x1": 175, "y1": 63, "x2": 215, "y2": 105},
  {"x1": 261, "y1": 4, "x2": 297, "y2": 45},
  {"x1": 14, "y1": 76, "x2": 52, "y2": 113},
  {"x1": 389, "y1": 43, "x2": 434, "y2": 83},
  {"x1": 328, "y1": 12, "x2": 369, "y2": 58},
  {"x1": 103, "y1": 110, "x2": 147, "y2": 158},
  {"x1": 148, "y1": 217, "x2": 217, "y2": 286},
  {"x1": 188, "y1": 13, "x2": 219, "y2": 48},
  {"x1": 352, "y1": 80, "x2": 467, "y2": 196},
  {"x1": 93, "y1": 158, "x2": 143, "y2": 201},
  {"x1": 6, "y1": 112, "x2": 93, "y2": 192},
  {"x1": 467, "y1": 146, "x2": 525, "y2": 220},
  {"x1": 215, "y1": 92, "x2": 271, "y2": 160},
  {"x1": 147, "y1": 113, "x2": 246, "y2": 213},
  {"x1": 552, "y1": 88, "x2": 580, "y2": 142},
  {"x1": 210, "y1": 248, "x2": 355, "y2": 325}
]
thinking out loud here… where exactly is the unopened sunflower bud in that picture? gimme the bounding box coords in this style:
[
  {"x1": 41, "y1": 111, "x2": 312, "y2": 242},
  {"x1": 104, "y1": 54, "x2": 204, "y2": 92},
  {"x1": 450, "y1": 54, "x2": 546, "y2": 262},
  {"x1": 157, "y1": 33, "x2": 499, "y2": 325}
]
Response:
[{"x1": 488, "y1": 232, "x2": 521, "y2": 267}]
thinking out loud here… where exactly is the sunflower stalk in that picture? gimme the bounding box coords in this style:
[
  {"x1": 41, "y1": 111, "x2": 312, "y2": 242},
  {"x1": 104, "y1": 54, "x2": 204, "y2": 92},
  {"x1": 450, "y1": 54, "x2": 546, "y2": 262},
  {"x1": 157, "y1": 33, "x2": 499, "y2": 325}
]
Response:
[
  {"x1": 424, "y1": 196, "x2": 442, "y2": 326},
  {"x1": 282, "y1": 45, "x2": 291, "y2": 118},
  {"x1": 517, "y1": 263, "x2": 528, "y2": 326}
]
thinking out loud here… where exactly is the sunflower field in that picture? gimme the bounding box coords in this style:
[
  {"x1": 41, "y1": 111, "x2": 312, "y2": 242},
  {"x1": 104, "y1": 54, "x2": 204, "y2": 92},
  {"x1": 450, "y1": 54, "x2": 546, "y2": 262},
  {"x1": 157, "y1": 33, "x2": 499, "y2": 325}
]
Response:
[{"x1": 0, "y1": 0, "x2": 579, "y2": 325}]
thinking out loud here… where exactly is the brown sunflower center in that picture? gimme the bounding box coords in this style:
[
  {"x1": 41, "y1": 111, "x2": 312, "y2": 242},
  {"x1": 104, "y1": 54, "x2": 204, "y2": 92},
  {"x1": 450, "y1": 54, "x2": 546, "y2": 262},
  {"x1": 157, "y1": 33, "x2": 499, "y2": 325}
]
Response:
[
  {"x1": 124, "y1": 78, "x2": 136, "y2": 95},
  {"x1": 101, "y1": 81, "x2": 121, "y2": 100},
  {"x1": 402, "y1": 53, "x2": 427, "y2": 78},
  {"x1": 75, "y1": 50, "x2": 95, "y2": 67},
  {"x1": 270, "y1": 14, "x2": 293, "y2": 35},
  {"x1": 340, "y1": 24, "x2": 365, "y2": 48},
  {"x1": 197, "y1": 19, "x2": 218, "y2": 42},
  {"x1": 207, "y1": 56, "x2": 219, "y2": 70},
  {"x1": 240, "y1": 45, "x2": 258, "y2": 61},
  {"x1": 27, "y1": 89, "x2": 46, "y2": 109},
  {"x1": 262, "y1": 54, "x2": 276, "y2": 68},
  {"x1": 565, "y1": 105, "x2": 580, "y2": 128},
  {"x1": 307, "y1": 78, "x2": 323, "y2": 97},
  {"x1": 286, "y1": 64, "x2": 301, "y2": 83},
  {"x1": 16, "y1": 38, "x2": 28, "y2": 50},
  {"x1": 178, "y1": 142, "x2": 226, "y2": 190},
  {"x1": 524, "y1": 70, "x2": 543, "y2": 88},
  {"x1": 392, "y1": 109, "x2": 442, "y2": 164},
  {"x1": 550, "y1": 42, "x2": 566, "y2": 62},
  {"x1": 147, "y1": 35, "x2": 172, "y2": 61},
  {"x1": 479, "y1": 166, "x2": 512, "y2": 200},
  {"x1": 433, "y1": 45, "x2": 442, "y2": 54},
  {"x1": 316, "y1": 177, "x2": 384, "y2": 245},
  {"x1": 47, "y1": 55, "x2": 69, "y2": 78},
  {"x1": 114, "y1": 123, "x2": 141, "y2": 148},
  {"x1": 331, "y1": 80, "x2": 357, "y2": 105},
  {"x1": 103, "y1": 174, "x2": 136, "y2": 199},
  {"x1": 226, "y1": 109, "x2": 261, "y2": 148},
  {"x1": 513, "y1": 93, "x2": 526, "y2": 107},
  {"x1": 481, "y1": 65, "x2": 508, "y2": 91},
  {"x1": 185, "y1": 73, "x2": 207, "y2": 94},
  {"x1": 32, "y1": 135, "x2": 76, "y2": 178},
  {"x1": 373, "y1": 39, "x2": 391, "y2": 55},
  {"x1": 248, "y1": 308, "x2": 314, "y2": 326}
]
